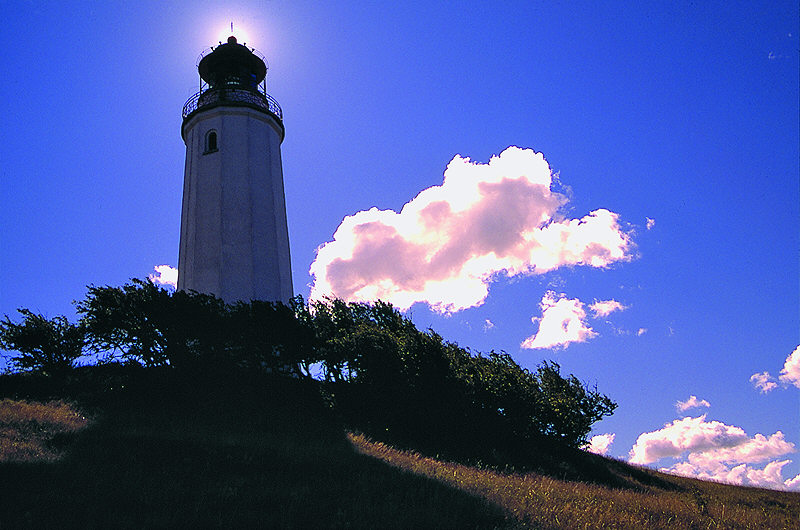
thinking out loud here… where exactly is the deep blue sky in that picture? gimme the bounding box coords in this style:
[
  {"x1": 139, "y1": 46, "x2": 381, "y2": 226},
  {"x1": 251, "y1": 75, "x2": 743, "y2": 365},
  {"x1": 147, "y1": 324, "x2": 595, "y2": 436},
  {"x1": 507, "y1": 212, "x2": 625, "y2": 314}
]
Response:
[{"x1": 1, "y1": 1, "x2": 798, "y2": 488}]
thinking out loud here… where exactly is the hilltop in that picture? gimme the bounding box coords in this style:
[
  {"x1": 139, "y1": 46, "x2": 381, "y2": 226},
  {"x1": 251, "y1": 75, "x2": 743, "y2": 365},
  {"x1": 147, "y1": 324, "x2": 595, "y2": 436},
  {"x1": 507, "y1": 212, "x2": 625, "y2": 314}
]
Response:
[{"x1": 1, "y1": 366, "x2": 798, "y2": 529}]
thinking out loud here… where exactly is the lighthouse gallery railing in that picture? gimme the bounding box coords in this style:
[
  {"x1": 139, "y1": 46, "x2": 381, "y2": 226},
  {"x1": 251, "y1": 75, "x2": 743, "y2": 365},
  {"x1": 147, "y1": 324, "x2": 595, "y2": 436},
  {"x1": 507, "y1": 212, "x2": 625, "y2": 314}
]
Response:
[{"x1": 182, "y1": 87, "x2": 283, "y2": 121}]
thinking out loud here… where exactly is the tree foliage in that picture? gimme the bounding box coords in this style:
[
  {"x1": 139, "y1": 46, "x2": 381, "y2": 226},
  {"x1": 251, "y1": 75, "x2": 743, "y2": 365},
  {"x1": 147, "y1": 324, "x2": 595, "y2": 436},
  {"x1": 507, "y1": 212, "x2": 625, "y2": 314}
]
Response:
[
  {"x1": 76, "y1": 279, "x2": 311, "y2": 372},
  {"x1": 0, "y1": 310, "x2": 85, "y2": 375},
  {"x1": 305, "y1": 297, "x2": 616, "y2": 448},
  {"x1": 1, "y1": 279, "x2": 616, "y2": 448}
]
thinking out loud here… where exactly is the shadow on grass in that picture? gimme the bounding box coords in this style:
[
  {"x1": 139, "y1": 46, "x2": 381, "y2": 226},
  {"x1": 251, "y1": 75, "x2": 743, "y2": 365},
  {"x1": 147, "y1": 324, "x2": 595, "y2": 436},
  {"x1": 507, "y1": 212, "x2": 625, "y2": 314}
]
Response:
[
  {"x1": 0, "y1": 369, "x2": 511, "y2": 529},
  {"x1": 349, "y1": 420, "x2": 681, "y2": 495}
]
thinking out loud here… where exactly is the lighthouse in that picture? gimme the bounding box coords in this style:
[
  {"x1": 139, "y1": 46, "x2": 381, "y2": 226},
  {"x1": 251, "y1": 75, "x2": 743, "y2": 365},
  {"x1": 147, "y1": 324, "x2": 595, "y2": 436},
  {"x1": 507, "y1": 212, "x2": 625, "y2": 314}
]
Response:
[{"x1": 178, "y1": 36, "x2": 293, "y2": 303}]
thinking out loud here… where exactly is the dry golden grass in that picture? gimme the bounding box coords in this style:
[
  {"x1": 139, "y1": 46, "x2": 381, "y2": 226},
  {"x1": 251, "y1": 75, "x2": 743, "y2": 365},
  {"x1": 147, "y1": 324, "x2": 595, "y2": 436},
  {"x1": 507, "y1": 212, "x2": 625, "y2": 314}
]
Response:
[
  {"x1": 349, "y1": 432, "x2": 800, "y2": 529},
  {"x1": 1, "y1": 390, "x2": 797, "y2": 528},
  {"x1": 0, "y1": 399, "x2": 90, "y2": 462}
]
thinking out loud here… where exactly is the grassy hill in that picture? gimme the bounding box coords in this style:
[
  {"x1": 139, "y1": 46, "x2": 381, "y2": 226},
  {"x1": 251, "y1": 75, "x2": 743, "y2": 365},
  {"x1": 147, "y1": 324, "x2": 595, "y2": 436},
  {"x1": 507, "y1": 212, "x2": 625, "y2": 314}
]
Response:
[{"x1": 1, "y1": 367, "x2": 798, "y2": 529}]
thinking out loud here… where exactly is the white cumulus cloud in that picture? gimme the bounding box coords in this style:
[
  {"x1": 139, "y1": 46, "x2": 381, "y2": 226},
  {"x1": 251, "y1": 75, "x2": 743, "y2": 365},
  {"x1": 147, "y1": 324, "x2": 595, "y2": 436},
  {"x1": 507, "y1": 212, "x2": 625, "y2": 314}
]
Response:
[
  {"x1": 583, "y1": 433, "x2": 615, "y2": 455},
  {"x1": 646, "y1": 217, "x2": 655, "y2": 230},
  {"x1": 663, "y1": 459, "x2": 799, "y2": 490},
  {"x1": 309, "y1": 146, "x2": 633, "y2": 313},
  {"x1": 629, "y1": 415, "x2": 749, "y2": 465},
  {"x1": 520, "y1": 291, "x2": 597, "y2": 350},
  {"x1": 630, "y1": 415, "x2": 798, "y2": 491},
  {"x1": 750, "y1": 371, "x2": 778, "y2": 394},
  {"x1": 589, "y1": 299, "x2": 626, "y2": 318},
  {"x1": 149, "y1": 265, "x2": 178, "y2": 289},
  {"x1": 786, "y1": 472, "x2": 800, "y2": 490},
  {"x1": 675, "y1": 395, "x2": 711, "y2": 413},
  {"x1": 686, "y1": 431, "x2": 795, "y2": 467},
  {"x1": 779, "y1": 345, "x2": 800, "y2": 389}
]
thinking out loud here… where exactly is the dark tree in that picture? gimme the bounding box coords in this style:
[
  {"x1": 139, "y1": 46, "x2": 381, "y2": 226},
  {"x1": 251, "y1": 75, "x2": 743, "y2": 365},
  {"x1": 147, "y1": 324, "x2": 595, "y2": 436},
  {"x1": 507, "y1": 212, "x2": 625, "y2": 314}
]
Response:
[
  {"x1": 0, "y1": 309, "x2": 85, "y2": 375},
  {"x1": 77, "y1": 279, "x2": 173, "y2": 366},
  {"x1": 77, "y1": 279, "x2": 232, "y2": 370}
]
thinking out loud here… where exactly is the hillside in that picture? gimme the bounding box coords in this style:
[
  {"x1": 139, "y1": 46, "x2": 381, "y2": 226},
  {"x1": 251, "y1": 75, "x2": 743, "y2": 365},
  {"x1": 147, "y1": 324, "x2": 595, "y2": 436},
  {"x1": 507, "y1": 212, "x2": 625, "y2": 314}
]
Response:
[{"x1": 1, "y1": 367, "x2": 798, "y2": 529}]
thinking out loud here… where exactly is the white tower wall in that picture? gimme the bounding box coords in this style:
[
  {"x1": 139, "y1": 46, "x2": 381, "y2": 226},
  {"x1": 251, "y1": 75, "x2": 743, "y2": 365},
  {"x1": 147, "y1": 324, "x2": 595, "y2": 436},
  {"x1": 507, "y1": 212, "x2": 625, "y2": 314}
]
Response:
[{"x1": 178, "y1": 106, "x2": 293, "y2": 303}]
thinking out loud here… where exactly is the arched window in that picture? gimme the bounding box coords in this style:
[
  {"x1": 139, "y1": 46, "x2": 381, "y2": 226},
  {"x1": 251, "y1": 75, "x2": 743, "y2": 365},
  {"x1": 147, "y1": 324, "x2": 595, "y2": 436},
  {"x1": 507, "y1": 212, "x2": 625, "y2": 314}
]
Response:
[{"x1": 204, "y1": 130, "x2": 218, "y2": 153}]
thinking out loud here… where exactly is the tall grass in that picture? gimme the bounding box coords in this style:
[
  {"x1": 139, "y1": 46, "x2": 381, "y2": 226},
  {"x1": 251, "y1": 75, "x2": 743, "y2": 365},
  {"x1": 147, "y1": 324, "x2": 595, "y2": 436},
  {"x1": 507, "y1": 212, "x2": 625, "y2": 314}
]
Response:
[
  {"x1": 0, "y1": 399, "x2": 89, "y2": 462},
  {"x1": 350, "y1": 433, "x2": 800, "y2": 529},
  {"x1": 2, "y1": 371, "x2": 798, "y2": 528},
  {"x1": 0, "y1": 374, "x2": 509, "y2": 529}
]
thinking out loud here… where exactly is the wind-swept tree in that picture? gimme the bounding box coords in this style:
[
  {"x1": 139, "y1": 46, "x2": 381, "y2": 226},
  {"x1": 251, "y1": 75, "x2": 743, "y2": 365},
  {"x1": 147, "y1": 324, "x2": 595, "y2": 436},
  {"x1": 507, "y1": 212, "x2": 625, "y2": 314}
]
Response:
[
  {"x1": 77, "y1": 279, "x2": 173, "y2": 366},
  {"x1": 306, "y1": 298, "x2": 617, "y2": 449},
  {"x1": 0, "y1": 309, "x2": 85, "y2": 375},
  {"x1": 228, "y1": 298, "x2": 315, "y2": 372},
  {"x1": 77, "y1": 279, "x2": 230, "y2": 369}
]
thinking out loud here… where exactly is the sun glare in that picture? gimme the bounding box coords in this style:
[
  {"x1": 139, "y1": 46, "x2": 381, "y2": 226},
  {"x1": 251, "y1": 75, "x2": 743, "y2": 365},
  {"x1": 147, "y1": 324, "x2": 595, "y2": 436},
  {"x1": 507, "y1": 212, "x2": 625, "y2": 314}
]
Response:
[{"x1": 215, "y1": 22, "x2": 251, "y2": 46}]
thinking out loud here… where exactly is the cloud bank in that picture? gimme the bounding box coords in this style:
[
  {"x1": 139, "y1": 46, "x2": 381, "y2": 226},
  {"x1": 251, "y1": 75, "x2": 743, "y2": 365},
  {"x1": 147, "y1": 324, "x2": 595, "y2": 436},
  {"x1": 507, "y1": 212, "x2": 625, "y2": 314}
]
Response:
[
  {"x1": 149, "y1": 265, "x2": 178, "y2": 289},
  {"x1": 629, "y1": 415, "x2": 799, "y2": 490},
  {"x1": 309, "y1": 147, "x2": 633, "y2": 313}
]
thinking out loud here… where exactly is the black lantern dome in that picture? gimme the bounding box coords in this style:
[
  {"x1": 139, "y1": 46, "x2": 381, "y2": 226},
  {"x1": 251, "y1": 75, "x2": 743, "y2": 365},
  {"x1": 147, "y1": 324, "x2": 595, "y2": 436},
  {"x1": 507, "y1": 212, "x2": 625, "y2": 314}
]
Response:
[
  {"x1": 182, "y1": 36, "x2": 283, "y2": 129},
  {"x1": 198, "y1": 36, "x2": 267, "y2": 90}
]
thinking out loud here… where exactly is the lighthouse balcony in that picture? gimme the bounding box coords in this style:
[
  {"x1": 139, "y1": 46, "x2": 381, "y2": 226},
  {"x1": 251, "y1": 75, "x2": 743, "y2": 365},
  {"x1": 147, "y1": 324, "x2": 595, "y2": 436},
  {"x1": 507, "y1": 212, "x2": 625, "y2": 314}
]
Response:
[{"x1": 182, "y1": 87, "x2": 283, "y2": 122}]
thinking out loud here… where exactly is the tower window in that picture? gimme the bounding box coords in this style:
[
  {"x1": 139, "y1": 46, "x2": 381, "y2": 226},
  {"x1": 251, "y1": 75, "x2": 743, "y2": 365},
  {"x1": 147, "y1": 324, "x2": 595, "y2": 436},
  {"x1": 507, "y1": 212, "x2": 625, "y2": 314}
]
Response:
[{"x1": 204, "y1": 130, "x2": 218, "y2": 154}]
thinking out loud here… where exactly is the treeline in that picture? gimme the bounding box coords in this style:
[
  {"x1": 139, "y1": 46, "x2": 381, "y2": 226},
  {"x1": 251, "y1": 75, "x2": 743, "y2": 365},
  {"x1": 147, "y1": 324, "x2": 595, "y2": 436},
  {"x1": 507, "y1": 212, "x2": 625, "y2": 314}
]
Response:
[{"x1": 0, "y1": 279, "x2": 616, "y2": 449}]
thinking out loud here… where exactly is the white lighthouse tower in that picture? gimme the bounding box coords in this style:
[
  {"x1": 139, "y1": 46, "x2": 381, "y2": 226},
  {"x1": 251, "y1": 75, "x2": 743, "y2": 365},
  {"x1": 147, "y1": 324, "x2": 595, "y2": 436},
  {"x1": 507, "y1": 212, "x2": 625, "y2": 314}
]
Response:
[{"x1": 178, "y1": 36, "x2": 293, "y2": 303}]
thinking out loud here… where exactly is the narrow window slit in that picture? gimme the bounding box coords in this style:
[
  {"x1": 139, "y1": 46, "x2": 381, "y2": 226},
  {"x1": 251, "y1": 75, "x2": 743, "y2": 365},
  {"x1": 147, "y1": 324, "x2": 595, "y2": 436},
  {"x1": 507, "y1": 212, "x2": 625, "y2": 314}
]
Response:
[{"x1": 204, "y1": 130, "x2": 218, "y2": 153}]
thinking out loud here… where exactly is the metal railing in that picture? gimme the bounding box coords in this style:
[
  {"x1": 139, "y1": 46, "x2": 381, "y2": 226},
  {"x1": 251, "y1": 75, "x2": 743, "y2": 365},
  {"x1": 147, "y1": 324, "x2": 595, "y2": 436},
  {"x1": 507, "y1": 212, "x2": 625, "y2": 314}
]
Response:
[{"x1": 182, "y1": 87, "x2": 283, "y2": 121}]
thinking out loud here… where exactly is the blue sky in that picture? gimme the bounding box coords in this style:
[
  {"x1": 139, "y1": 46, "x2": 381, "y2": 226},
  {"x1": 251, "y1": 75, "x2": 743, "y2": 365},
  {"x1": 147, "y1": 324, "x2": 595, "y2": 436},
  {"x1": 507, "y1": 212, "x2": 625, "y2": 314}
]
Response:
[{"x1": 1, "y1": 1, "x2": 798, "y2": 489}]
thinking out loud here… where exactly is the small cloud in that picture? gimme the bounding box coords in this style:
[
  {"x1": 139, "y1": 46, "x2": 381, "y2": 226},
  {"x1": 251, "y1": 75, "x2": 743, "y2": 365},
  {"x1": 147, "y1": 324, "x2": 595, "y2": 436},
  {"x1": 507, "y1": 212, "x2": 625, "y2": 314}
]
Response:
[
  {"x1": 750, "y1": 372, "x2": 778, "y2": 394},
  {"x1": 675, "y1": 395, "x2": 710, "y2": 413},
  {"x1": 646, "y1": 217, "x2": 655, "y2": 230},
  {"x1": 149, "y1": 265, "x2": 178, "y2": 289},
  {"x1": 520, "y1": 291, "x2": 597, "y2": 350},
  {"x1": 589, "y1": 299, "x2": 626, "y2": 318},
  {"x1": 583, "y1": 433, "x2": 615, "y2": 455},
  {"x1": 636, "y1": 328, "x2": 647, "y2": 336},
  {"x1": 778, "y1": 345, "x2": 800, "y2": 389},
  {"x1": 483, "y1": 319, "x2": 495, "y2": 331}
]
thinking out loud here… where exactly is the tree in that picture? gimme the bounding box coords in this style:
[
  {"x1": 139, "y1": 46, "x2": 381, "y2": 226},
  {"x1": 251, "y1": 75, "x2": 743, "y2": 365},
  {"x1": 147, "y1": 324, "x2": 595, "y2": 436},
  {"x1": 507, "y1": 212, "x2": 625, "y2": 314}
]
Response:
[
  {"x1": 77, "y1": 279, "x2": 233, "y2": 370},
  {"x1": 533, "y1": 361, "x2": 617, "y2": 447},
  {"x1": 0, "y1": 309, "x2": 85, "y2": 375},
  {"x1": 305, "y1": 298, "x2": 617, "y2": 449},
  {"x1": 228, "y1": 298, "x2": 315, "y2": 373},
  {"x1": 77, "y1": 279, "x2": 173, "y2": 366}
]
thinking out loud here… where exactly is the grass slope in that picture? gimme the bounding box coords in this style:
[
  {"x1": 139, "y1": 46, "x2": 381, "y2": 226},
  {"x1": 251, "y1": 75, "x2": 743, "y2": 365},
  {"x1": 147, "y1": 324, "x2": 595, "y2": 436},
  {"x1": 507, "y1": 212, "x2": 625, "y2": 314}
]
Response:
[
  {"x1": 1, "y1": 367, "x2": 798, "y2": 529},
  {"x1": 351, "y1": 434, "x2": 800, "y2": 529},
  {"x1": 0, "y1": 369, "x2": 507, "y2": 529}
]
